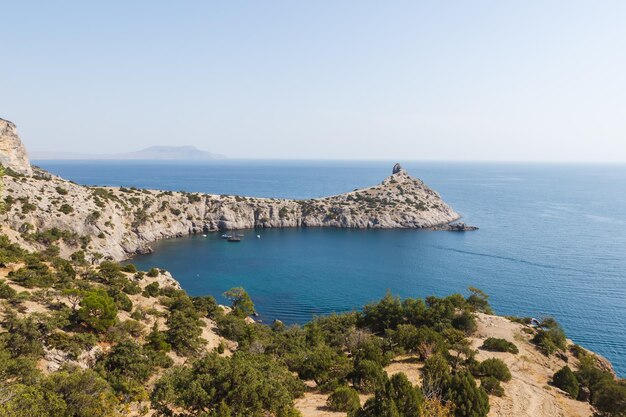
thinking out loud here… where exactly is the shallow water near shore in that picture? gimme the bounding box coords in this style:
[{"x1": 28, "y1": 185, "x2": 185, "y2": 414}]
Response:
[{"x1": 36, "y1": 159, "x2": 626, "y2": 376}]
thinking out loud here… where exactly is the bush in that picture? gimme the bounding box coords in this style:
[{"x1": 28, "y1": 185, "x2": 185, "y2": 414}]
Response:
[
  {"x1": 350, "y1": 360, "x2": 388, "y2": 394},
  {"x1": 552, "y1": 366, "x2": 579, "y2": 398},
  {"x1": 58, "y1": 204, "x2": 74, "y2": 214},
  {"x1": 327, "y1": 386, "x2": 361, "y2": 412},
  {"x1": 146, "y1": 267, "x2": 159, "y2": 277},
  {"x1": 151, "y1": 352, "x2": 304, "y2": 416},
  {"x1": 480, "y1": 376, "x2": 504, "y2": 397},
  {"x1": 532, "y1": 319, "x2": 566, "y2": 356},
  {"x1": 474, "y1": 358, "x2": 511, "y2": 382},
  {"x1": 108, "y1": 289, "x2": 133, "y2": 312},
  {"x1": 480, "y1": 337, "x2": 519, "y2": 354},
  {"x1": 444, "y1": 370, "x2": 489, "y2": 417},
  {"x1": 0, "y1": 280, "x2": 17, "y2": 299},
  {"x1": 143, "y1": 282, "x2": 160, "y2": 297},
  {"x1": 452, "y1": 311, "x2": 477, "y2": 334}
]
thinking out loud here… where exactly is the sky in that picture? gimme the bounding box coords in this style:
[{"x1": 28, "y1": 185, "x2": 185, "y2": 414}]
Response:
[{"x1": 1, "y1": 1, "x2": 626, "y2": 161}]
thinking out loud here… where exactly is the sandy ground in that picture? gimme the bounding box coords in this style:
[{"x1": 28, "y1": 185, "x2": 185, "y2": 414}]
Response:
[
  {"x1": 295, "y1": 314, "x2": 594, "y2": 417},
  {"x1": 471, "y1": 313, "x2": 593, "y2": 417}
]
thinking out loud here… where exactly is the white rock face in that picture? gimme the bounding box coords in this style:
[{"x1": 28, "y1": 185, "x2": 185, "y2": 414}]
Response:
[
  {"x1": 0, "y1": 119, "x2": 32, "y2": 176},
  {"x1": 0, "y1": 120, "x2": 466, "y2": 261}
]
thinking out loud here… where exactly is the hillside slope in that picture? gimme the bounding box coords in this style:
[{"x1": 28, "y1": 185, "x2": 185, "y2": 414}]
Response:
[{"x1": 1, "y1": 119, "x2": 464, "y2": 261}]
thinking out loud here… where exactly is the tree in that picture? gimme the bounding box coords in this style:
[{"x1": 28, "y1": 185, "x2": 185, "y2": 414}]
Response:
[
  {"x1": 62, "y1": 288, "x2": 83, "y2": 311},
  {"x1": 326, "y1": 386, "x2": 360, "y2": 413},
  {"x1": 77, "y1": 289, "x2": 118, "y2": 332},
  {"x1": 387, "y1": 372, "x2": 423, "y2": 417},
  {"x1": 295, "y1": 344, "x2": 351, "y2": 390},
  {"x1": 445, "y1": 371, "x2": 489, "y2": 417},
  {"x1": 422, "y1": 354, "x2": 450, "y2": 398},
  {"x1": 552, "y1": 366, "x2": 579, "y2": 398},
  {"x1": 351, "y1": 360, "x2": 388, "y2": 394},
  {"x1": 361, "y1": 291, "x2": 404, "y2": 333},
  {"x1": 466, "y1": 287, "x2": 493, "y2": 314},
  {"x1": 0, "y1": 384, "x2": 67, "y2": 417},
  {"x1": 43, "y1": 368, "x2": 120, "y2": 417},
  {"x1": 1, "y1": 316, "x2": 46, "y2": 358},
  {"x1": 354, "y1": 391, "x2": 400, "y2": 417},
  {"x1": 224, "y1": 287, "x2": 255, "y2": 318},
  {"x1": 166, "y1": 309, "x2": 204, "y2": 356}
]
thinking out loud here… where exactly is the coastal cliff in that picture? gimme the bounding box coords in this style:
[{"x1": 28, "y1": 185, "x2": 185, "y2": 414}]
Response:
[
  {"x1": 1, "y1": 119, "x2": 465, "y2": 261},
  {"x1": 0, "y1": 118, "x2": 33, "y2": 176}
]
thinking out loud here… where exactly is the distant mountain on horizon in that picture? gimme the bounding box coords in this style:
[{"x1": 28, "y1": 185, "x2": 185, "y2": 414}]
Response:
[{"x1": 30, "y1": 145, "x2": 226, "y2": 160}]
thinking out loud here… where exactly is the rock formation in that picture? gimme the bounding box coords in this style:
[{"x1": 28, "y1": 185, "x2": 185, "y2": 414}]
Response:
[
  {"x1": 0, "y1": 119, "x2": 33, "y2": 176},
  {"x1": 0, "y1": 119, "x2": 473, "y2": 261}
]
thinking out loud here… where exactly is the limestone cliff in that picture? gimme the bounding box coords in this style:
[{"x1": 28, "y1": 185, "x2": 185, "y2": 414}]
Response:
[
  {"x1": 0, "y1": 119, "x2": 33, "y2": 176},
  {"x1": 0, "y1": 120, "x2": 466, "y2": 261}
]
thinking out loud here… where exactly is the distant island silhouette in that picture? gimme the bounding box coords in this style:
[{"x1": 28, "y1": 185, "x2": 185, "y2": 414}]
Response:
[{"x1": 30, "y1": 145, "x2": 226, "y2": 160}]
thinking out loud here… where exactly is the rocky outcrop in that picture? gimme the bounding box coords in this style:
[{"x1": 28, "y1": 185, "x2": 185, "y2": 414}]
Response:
[
  {"x1": 0, "y1": 119, "x2": 474, "y2": 261},
  {"x1": 431, "y1": 222, "x2": 479, "y2": 231},
  {"x1": 0, "y1": 119, "x2": 32, "y2": 176},
  {"x1": 1, "y1": 164, "x2": 466, "y2": 260}
]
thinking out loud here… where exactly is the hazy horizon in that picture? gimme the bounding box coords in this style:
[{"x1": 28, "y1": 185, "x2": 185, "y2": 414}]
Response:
[{"x1": 3, "y1": 1, "x2": 626, "y2": 162}]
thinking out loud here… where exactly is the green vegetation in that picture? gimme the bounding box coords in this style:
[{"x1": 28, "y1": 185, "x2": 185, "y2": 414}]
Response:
[
  {"x1": 326, "y1": 385, "x2": 360, "y2": 412},
  {"x1": 480, "y1": 376, "x2": 504, "y2": 397},
  {"x1": 552, "y1": 365, "x2": 579, "y2": 398},
  {"x1": 473, "y1": 358, "x2": 511, "y2": 382},
  {"x1": 0, "y1": 232, "x2": 624, "y2": 416},
  {"x1": 532, "y1": 318, "x2": 567, "y2": 355},
  {"x1": 480, "y1": 337, "x2": 518, "y2": 354}
]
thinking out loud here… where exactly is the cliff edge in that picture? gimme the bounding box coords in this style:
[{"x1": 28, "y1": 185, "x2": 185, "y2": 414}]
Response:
[
  {"x1": 0, "y1": 119, "x2": 33, "y2": 176},
  {"x1": 1, "y1": 120, "x2": 468, "y2": 261}
]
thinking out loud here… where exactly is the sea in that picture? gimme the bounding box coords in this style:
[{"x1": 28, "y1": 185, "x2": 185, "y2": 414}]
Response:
[{"x1": 34, "y1": 159, "x2": 626, "y2": 376}]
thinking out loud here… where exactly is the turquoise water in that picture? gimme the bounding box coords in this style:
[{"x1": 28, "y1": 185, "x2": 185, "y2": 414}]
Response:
[{"x1": 35, "y1": 160, "x2": 626, "y2": 375}]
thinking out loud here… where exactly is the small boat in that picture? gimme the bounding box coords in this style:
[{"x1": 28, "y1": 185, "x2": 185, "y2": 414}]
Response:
[
  {"x1": 202, "y1": 234, "x2": 207, "y2": 238},
  {"x1": 227, "y1": 236, "x2": 241, "y2": 242},
  {"x1": 256, "y1": 235, "x2": 261, "y2": 239},
  {"x1": 221, "y1": 234, "x2": 232, "y2": 239}
]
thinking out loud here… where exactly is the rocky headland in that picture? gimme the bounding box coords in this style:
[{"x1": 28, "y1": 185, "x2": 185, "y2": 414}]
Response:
[{"x1": 1, "y1": 118, "x2": 473, "y2": 261}]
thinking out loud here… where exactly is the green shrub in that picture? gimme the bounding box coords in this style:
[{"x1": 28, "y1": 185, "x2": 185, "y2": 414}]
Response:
[
  {"x1": 58, "y1": 204, "x2": 74, "y2": 214},
  {"x1": 480, "y1": 376, "x2": 505, "y2": 397},
  {"x1": 474, "y1": 358, "x2": 511, "y2": 382},
  {"x1": 143, "y1": 282, "x2": 160, "y2": 297},
  {"x1": 327, "y1": 386, "x2": 361, "y2": 412},
  {"x1": 481, "y1": 337, "x2": 519, "y2": 354},
  {"x1": 452, "y1": 311, "x2": 477, "y2": 334},
  {"x1": 444, "y1": 370, "x2": 489, "y2": 417},
  {"x1": 55, "y1": 186, "x2": 68, "y2": 195},
  {"x1": 146, "y1": 267, "x2": 159, "y2": 277},
  {"x1": 0, "y1": 280, "x2": 17, "y2": 299},
  {"x1": 151, "y1": 352, "x2": 304, "y2": 416},
  {"x1": 123, "y1": 280, "x2": 142, "y2": 295},
  {"x1": 108, "y1": 289, "x2": 133, "y2": 312},
  {"x1": 552, "y1": 366, "x2": 579, "y2": 398},
  {"x1": 350, "y1": 360, "x2": 388, "y2": 394}
]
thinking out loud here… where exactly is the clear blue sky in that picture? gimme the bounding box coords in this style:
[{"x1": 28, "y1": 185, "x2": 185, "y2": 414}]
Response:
[{"x1": 2, "y1": 1, "x2": 625, "y2": 161}]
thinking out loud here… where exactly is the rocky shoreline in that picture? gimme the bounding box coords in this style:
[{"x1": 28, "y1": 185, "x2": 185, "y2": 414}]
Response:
[{"x1": 1, "y1": 118, "x2": 476, "y2": 261}]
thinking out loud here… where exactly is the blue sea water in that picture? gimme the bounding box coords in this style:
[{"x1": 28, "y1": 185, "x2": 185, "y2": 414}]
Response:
[{"x1": 35, "y1": 160, "x2": 626, "y2": 376}]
